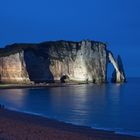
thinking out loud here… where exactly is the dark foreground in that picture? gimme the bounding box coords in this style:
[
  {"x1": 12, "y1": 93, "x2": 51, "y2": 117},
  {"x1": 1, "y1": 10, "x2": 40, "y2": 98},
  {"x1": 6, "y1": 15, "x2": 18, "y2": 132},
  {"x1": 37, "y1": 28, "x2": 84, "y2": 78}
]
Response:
[{"x1": 0, "y1": 109, "x2": 139, "y2": 140}]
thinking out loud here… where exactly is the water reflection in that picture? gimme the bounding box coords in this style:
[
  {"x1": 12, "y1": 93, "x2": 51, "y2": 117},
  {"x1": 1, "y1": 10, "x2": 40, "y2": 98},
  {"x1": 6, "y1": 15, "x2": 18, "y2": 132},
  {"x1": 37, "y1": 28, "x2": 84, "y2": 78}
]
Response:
[
  {"x1": 0, "y1": 80, "x2": 140, "y2": 135},
  {"x1": 0, "y1": 89, "x2": 29, "y2": 109}
]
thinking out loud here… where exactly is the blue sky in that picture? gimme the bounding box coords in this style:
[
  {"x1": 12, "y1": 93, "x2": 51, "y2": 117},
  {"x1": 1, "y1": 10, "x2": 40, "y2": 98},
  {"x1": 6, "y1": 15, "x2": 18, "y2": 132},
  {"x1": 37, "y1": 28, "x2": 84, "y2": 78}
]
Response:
[{"x1": 0, "y1": 0, "x2": 140, "y2": 77}]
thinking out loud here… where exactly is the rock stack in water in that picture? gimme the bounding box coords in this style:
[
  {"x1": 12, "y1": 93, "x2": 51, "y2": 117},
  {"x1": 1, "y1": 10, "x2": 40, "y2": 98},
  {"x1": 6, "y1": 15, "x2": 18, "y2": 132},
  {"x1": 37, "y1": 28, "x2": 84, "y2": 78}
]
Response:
[{"x1": 111, "y1": 55, "x2": 126, "y2": 83}]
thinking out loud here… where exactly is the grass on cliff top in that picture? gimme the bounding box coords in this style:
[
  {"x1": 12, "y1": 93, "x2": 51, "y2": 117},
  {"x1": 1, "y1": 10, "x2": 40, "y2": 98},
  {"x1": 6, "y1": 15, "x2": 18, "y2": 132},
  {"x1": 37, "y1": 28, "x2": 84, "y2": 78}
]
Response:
[
  {"x1": 0, "y1": 40, "x2": 107, "y2": 57},
  {"x1": 0, "y1": 45, "x2": 31, "y2": 57}
]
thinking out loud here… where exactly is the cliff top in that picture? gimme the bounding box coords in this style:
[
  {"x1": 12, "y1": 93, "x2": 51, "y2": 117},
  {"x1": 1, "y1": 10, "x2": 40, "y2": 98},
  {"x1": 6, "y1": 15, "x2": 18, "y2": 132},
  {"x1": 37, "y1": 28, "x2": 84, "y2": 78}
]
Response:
[{"x1": 0, "y1": 40, "x2": 106, "y2": 57}]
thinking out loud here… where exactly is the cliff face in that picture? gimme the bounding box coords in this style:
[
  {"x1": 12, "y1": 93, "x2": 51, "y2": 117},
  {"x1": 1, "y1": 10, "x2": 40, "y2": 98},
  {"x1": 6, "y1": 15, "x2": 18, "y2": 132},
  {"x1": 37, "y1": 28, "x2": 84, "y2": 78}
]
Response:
[
  {"x1": 0, "y1": 40, "x2": 126, "y2": 84},
  {"x1": 0, "y1": 52, "x2": 30, "y2": 83}
]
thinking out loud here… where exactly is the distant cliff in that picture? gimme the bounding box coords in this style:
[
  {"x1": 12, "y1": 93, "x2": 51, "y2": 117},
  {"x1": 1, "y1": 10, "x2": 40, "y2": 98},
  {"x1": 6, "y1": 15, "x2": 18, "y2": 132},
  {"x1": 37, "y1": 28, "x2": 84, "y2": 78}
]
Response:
[{"x1": 0, "y1": 40, "x2": 126, "y2": 84}]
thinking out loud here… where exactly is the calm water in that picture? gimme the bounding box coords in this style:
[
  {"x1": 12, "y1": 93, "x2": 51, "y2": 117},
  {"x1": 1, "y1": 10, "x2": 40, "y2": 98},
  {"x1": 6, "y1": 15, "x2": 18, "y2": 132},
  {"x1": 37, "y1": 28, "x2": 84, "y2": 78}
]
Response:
[{"x1": 0, "y1": 78, "x2": 140, "y2": 136}]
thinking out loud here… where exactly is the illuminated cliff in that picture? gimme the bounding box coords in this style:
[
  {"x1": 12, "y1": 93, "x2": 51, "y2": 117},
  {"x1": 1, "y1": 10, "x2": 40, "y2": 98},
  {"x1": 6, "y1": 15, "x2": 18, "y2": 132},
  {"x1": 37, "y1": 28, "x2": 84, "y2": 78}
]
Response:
[{"x1": 0, "y1": 40, "x2": 126, "y2": 84}]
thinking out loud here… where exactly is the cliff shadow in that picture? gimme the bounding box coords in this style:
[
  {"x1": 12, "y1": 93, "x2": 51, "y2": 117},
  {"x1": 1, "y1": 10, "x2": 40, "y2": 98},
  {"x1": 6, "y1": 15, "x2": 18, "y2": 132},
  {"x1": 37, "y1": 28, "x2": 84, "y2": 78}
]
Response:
[{"x1": 23, "y1": 49, "x2": 54, "y2": 83}]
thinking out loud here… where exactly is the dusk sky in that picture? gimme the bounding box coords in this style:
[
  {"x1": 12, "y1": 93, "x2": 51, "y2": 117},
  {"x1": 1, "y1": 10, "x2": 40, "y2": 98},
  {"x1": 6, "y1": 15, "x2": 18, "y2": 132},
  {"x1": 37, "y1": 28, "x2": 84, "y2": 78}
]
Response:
[{"x1": 0, "y1": 0, "x2": 140, "y2": 77}]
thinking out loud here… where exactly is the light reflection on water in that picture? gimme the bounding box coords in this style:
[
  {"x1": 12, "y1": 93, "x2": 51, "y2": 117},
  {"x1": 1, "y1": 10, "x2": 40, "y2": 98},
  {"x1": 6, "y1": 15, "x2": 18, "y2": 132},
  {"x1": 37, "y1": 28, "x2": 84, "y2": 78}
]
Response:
[
  {"x1": 0, "y1": 89, "x2": 29, "y2": 108},
  {"x1": 0, "y1": 78, "x2": 140, "y2": 136}
]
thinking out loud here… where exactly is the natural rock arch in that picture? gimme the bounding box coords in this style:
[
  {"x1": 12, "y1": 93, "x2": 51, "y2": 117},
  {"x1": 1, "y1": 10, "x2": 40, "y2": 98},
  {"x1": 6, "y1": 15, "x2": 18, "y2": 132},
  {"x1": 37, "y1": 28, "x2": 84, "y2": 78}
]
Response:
[{"x1": 108, "y1": 51, "x2": 126, "y2": 83}]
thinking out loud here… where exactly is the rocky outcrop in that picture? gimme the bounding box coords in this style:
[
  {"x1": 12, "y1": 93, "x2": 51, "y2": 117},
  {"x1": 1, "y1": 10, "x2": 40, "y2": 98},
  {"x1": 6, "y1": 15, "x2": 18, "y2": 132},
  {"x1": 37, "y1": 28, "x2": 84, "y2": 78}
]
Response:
[
  {"x1": 111, "y1": 55, "x2": 126, "y2": 83},
  {"x1": 0, "y1": 40, "x2": 126, "y2": 84}
]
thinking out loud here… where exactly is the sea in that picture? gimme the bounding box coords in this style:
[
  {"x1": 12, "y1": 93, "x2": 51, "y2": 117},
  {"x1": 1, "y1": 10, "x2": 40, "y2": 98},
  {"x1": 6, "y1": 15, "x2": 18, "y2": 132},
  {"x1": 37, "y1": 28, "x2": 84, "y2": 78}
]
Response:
[{"x1": 0, "y1": 78, "x2": 140, "y2": 137}]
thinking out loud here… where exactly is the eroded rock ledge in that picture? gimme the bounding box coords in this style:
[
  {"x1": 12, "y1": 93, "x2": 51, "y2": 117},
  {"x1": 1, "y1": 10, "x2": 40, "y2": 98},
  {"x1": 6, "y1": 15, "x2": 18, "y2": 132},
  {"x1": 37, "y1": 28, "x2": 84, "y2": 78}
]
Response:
[{"x1": 0, "y1": 40, "x2": 126, "y2": 84}]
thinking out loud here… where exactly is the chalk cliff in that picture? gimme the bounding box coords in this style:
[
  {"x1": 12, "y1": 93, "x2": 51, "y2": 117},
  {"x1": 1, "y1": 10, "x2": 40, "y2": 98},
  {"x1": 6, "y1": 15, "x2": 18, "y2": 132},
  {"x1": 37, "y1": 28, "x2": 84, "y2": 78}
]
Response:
[
  {"x1": 0, "y1": 40, "x2": 126, "y2": 84},
  {"x1": 111, "y1": 55, "x2": 126, "y2": 83}
]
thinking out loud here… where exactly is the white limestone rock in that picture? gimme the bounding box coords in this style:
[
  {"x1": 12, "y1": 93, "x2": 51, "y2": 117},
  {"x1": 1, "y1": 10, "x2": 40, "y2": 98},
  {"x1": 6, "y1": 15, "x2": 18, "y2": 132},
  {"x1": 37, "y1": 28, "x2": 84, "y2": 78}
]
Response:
[{"x1": 0, "y1": 40, "x2": 126, "y2": 84}]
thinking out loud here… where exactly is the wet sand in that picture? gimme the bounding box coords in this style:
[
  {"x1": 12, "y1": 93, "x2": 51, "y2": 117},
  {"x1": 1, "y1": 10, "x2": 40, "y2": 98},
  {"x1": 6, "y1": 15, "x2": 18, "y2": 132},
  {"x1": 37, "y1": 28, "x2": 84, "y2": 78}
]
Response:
[{"x1": 0, "y1": 109, "x2": 139, "y2": 140}]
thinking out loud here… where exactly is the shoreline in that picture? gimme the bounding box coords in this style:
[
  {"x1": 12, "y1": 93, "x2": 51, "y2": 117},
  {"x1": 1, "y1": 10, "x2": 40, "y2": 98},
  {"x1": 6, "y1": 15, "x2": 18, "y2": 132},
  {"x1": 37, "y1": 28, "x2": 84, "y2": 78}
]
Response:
[
  {"x1": 0, "y1": 108, "x2": 139, "y2": 140},
  {"x1": 0, "y1": 80, "x2": 127, "y2": 90},
  {"x1": 8, "y1": 108, "x2": 140, "y2": 138},
  {"x1": 0, "y1": 83, "x2": 85, "y2": 89}
]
